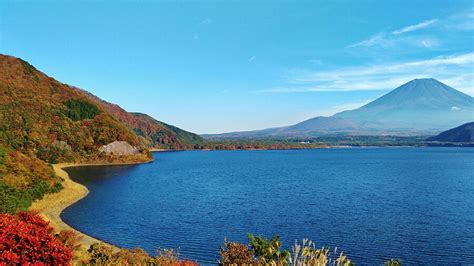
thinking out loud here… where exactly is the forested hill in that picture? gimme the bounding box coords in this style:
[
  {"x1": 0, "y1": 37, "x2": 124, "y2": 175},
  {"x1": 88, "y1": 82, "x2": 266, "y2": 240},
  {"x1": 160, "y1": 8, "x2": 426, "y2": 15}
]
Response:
[
  {"x1": 75, "y1": 88, "x2": 204, "y2": 149},
  {"x1": 426, "y1": 122, "x2": 474, "y2": 143},
  {"x1": 0, "y1": 54, "x2": 200, "y2": 213}
]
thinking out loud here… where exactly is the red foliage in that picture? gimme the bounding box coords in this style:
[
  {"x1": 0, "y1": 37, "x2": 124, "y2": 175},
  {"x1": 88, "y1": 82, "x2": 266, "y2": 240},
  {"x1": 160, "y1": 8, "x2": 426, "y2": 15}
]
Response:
[
  {"x1": 173, "y1": 260, "x2": 199, "y2": 266},
  {"x1": 56, "y1": 230, "x2": 82, "y2": 251},
  {"x1": 0, "y1": 211, "x2": 72, "y2": 265}
]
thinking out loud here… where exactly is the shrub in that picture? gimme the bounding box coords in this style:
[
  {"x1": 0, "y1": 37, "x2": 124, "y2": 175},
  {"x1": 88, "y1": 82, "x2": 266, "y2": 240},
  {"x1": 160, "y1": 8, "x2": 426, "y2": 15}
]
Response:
[
  {"x1": 65, "y1": 99, "x2": 100, "y2": 121},
  {"x1": 0, "y1": 147, "x2": 6, "y2": 165},
  {"x1": 220, "y1": 238, "x2": 254, "y2": 265},
  {"x1": 0, "y1": 211, "x2": 72, "y2": 264},
  {"x1": 0, "y1": 179, "x2": 62, "y2": 214},
  {"x1": 114, "y1": 248, "x2": 154, "y2": 265},
  {"x1": 56, "y1": 229, "x2": 83, "y2": 251},
  {"x1": 0, "y1": 181, "x2": 31, "y2": 213},
  {"x1": 221, "y1": 235, "x2": 359, "y2": 266},
  {"x1": 248, "y1": 233, "x2": 290, "y2": 264},
  {"x1": 155, "y1": 248, "x2": 182, "y2": 265},
  {"x1": 87, "y1": 244, "x2": 198, "y2": 265},
  {"x1": 88, "y1": 243, "x2": 115, "y2": 264}
]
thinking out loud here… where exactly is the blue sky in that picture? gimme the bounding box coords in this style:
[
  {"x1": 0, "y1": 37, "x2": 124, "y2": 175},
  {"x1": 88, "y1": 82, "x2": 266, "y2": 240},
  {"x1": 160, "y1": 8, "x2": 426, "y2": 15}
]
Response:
[{"x1": 1, "y1": 0, "x2": 473, "y2": 133}]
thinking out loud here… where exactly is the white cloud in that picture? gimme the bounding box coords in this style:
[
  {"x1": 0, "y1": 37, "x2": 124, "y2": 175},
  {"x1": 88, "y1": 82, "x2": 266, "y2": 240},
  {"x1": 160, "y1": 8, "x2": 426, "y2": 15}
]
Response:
[
  {"x1": 417, "y1": 38, "x2": 439, "y2": 48},
  {"x1": 199, "y1": 18, "x2": 212, "y2": 26},
  {"x1": 348, "y1": 33, "x2": 388, "y2": 48},
  {"x1": 392, "y1": 19, "x2": 438, "y2": 35},
  {"x1": 348, "y1": 18, "x2": 440, "y2": 48},
  {"x1": 256, "y1": 53, "x2": 474, "y2": 95}
]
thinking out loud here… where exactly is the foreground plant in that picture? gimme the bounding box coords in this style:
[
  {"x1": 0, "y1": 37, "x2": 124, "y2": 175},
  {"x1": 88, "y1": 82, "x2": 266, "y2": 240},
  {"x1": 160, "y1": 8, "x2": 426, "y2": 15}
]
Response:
[
  {"x1": 0, "y1": 211, "x2": 72, "y2": 264},
  {"x1": 220, "y1": 238, "x2": 254, "y2": 264},
  {"x1": 88, "y1": 243, "x2": 197, "y2": 265},
  {"x1": 248, "y1": 234, "x2": 291, "y2": 265},
  {"x1": 291, "y1": 239, "x2": 351, "y2": 266},
  {"x1": 56, "y1": 229, "x2": 83, "y2": 251},
  {"x1": 221, "y1": 235, "x2": 355, "y2": 266},
  {"x1": 384, "y1": 258, "x2": 402, "y2": 266}
]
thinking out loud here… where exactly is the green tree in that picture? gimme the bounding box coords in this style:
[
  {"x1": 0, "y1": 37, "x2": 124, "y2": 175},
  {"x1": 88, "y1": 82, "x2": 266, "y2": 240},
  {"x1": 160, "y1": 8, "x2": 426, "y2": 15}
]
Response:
[
  {"x1": 248, "y1": 234, "x2": 290, "y2": 264},
  {"x1": 65, "y1": 99, "x2": 100, "y2": 121}
]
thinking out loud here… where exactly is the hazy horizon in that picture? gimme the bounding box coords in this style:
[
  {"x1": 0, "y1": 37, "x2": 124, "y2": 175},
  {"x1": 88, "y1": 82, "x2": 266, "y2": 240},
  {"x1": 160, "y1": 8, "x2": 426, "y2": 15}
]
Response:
[{"x1": 1, "y1": 1, "x2": 473, "y2": 134}]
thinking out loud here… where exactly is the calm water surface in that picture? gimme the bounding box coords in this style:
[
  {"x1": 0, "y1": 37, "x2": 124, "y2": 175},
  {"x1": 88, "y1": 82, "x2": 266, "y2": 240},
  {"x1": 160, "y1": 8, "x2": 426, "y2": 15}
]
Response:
[{"x1": 62, "y1": 148, "x2": 474, "y2": 264}]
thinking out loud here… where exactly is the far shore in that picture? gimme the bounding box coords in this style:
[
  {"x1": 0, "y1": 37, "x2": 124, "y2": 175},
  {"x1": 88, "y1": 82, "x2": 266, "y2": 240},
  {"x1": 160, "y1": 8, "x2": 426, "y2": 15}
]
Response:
[{"x1": 149, "y1": 148, "x2": 171, "y2": 152}]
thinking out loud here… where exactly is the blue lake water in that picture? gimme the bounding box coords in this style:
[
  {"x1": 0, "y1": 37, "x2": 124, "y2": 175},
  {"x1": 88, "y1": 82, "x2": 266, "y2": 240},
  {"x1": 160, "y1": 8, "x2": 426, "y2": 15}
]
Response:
[{"x1": 62, "y1": 148, "x2": 474, "y2": 264}]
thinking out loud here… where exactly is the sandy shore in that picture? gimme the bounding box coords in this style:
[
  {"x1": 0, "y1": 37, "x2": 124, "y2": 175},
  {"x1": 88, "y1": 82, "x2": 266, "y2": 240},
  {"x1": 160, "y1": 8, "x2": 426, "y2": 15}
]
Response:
[
  {"x1": 150, "y1": 148, "x2": 171, "y2": 152},
  {"x1": 29, "y1": 162, "x2": 142, "y2": 259}
]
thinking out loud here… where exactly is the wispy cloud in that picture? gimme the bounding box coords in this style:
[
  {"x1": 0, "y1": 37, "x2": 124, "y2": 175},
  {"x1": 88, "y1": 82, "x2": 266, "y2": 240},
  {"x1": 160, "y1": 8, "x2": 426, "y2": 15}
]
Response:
[
  {"x1": 444, "y1": 9, "x2": 474, "y2": 30},
  {"x1": 256, "y1": 52, "x2": 474, "y2": 95},
  {"x1": 417, "y1": 38, "x2": 439, "y2": 48},
  {"x1": 349, "y1": 10, "x2": 473, "y2": 49},
  {"x1": 349, "y1": 33, "x2": 388, "y2": 48},
  {"x1": 348, "y1": 17, "x2": 441, "y2": 48},
  {"x1": 392, "y1": 19, "x2": 438, "y2": 35},
  {"x1": 199, "y1": 18, "x2": 212, "y2": 26}
]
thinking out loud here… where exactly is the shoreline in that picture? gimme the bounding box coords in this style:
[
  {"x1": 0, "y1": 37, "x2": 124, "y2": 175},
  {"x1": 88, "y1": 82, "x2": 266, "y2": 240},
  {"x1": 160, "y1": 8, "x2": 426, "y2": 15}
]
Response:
[{"x1": 28, "y1": 161, "x2": 151, "y2": 259}]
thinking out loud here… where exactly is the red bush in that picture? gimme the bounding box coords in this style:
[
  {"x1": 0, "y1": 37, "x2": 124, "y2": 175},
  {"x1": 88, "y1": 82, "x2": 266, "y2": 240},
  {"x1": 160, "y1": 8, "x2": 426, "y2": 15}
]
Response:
[{"x1": 0, "y1": 211, "x2": 72, "y2": 265}]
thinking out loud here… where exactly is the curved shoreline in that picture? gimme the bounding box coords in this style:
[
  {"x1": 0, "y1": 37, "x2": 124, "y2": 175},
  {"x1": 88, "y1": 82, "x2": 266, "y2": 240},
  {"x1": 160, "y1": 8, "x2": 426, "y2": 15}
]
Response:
[
  {"x1": 29, "y1": 162, "x2": 151, "y2": 258},
  {"x1": 29, "y1": 164, "x2": 100, "y2": 244}
]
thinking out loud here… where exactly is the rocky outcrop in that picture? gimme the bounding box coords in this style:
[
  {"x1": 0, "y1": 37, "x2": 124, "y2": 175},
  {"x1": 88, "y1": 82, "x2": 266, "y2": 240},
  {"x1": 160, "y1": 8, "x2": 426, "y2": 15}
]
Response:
[
  {"x1": 52, "y1": 140, "x2": 72, "y2": 151},
  {"x1": 99, "y1": 141, "x2": 140, "y2": 155}
]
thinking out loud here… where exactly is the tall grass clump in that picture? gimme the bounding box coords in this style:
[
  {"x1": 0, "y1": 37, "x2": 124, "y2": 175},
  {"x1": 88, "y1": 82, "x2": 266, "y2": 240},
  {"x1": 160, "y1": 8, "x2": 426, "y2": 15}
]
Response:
[
  {"x1": 220, "y1": 234, "x2": 352, "y2": 266},
  {"x1": 290, "y1": 239, "x2": 351, "y2": 266}
]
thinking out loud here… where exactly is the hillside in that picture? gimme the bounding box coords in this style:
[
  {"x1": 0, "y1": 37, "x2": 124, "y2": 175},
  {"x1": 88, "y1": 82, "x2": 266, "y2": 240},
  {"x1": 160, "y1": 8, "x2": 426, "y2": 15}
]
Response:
[
  {"x1": 426, "y1": 122, "x2": 474, "y2": 143},
  {"x1": 0, "y1": 54, "x2": 200, "y2": 213},
  {"x1": 128, "y1": 113, "x2": 204, "y2": 149},
  {"x1": 76, "y1": 88, "x2": 204, "y2": 149},
  {"x1": 0, "y1": 55, "x2": 149, "y2": 161}
]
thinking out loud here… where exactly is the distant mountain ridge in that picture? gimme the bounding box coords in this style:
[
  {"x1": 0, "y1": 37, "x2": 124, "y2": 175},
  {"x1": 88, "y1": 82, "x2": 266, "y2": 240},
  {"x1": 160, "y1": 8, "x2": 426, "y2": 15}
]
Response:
[
  {"x1": 205, "y1": 78, "x2": 474, "y2": 139},
  {"x1": 334, "y1": 78, "x2": 474, "y2": 130},
  {"x1": 426, "y1": 122, "x2": 474, "y2": 143}
]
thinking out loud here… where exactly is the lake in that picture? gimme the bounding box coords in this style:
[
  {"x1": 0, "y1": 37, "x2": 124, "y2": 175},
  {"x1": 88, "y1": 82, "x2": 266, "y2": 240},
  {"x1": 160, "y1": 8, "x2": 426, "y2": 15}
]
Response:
[{"x1": 62, "y1": 148, "x2": 474, "y2": 264}]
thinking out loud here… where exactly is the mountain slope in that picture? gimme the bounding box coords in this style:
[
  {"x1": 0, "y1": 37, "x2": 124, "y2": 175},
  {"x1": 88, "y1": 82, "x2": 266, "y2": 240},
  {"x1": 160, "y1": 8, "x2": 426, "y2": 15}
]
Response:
[
  {"x1": 129, "y1": 112, "x2": 204, "y2": 149},
  {"x1": 205, "y1": 78, "x2": 474, "y2": 139},
  {"x1": 0, "y1": 55, "x2": 147, "y2": 161},
  {"x1": 0, "y1": 54, "x2": 146, "y2": 212},
  {"x1": 0, "y1": 54, "x2": 204, "y2": 212},
  {"x1": 283, "y1": 116, "x2": 360, "y2": 134},
  {"x1": 334, "y1": 78, "x2": 474, "y2": 131},
  {"x1": 76, "y1": 88, "x2": 204, "y2": 149},
  {"x1": 426, "y1": 122, "x2": 474, "y2": 142}
]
